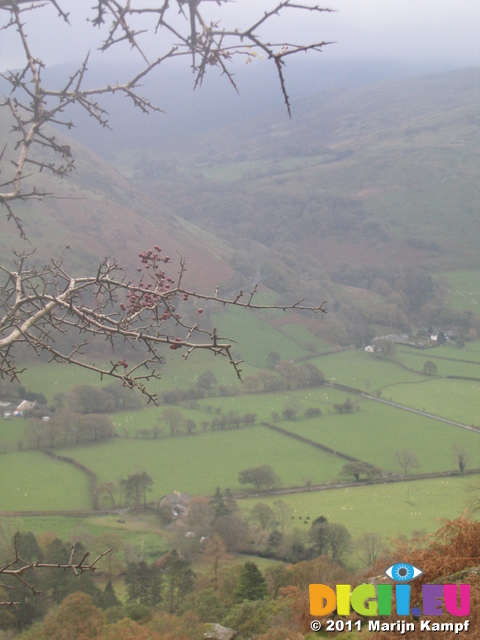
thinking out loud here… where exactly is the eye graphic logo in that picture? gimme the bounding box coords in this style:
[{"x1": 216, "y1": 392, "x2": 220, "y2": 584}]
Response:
[
  {"x1": 385, "y1": 563, "x2": 423, "y2": 582},
  {"x1": 310, "y1": 561, "x2": 470, "y2": 619}
]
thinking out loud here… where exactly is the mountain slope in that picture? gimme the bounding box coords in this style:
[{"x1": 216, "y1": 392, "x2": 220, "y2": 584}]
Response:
[
  {"x1": 0, "y1": 119, "x2": 233, "y2": 291},
  {"x1": 127, "y1": 68, "x2": 480, "y2": 272}
]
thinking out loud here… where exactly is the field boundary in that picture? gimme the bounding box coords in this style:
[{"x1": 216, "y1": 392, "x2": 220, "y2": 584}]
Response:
[
  {"x1": 1, "y1": 468, "x2": 480, "y2": 515},
  {"x1": 261, "y1": 421, "x2": 361, "y2": 462},
  {"x1": 330, "y1": 381, "x2": 480, "y2": 433},
  {"x1": 361, "y1": 394, "x2": 480, "y2": 433},
  {"x1": 40, "y1": 449, "x2": 98, "y2": 510},
  {"x1": 234, "y1": 466, "x2": 480, "y2": 500}
]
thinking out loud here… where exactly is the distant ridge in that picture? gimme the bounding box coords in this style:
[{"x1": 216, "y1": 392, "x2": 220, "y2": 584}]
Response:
[{"x1": 133, "y1": 67, "x2": 480, "y2": 273}]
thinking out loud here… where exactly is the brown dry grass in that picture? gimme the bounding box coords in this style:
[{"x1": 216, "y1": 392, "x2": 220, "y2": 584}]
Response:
[{"x1": 368, "y1": 517, "x2": 480, "y2": 639}]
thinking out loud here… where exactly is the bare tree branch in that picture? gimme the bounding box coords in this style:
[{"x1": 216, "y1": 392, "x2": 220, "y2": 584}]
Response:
[
  {"x1": 1, "y1": 0, "x2": 329, "y2": 401},
  {"x1": 0, "y1": 249, "x2": 326, "y2": 400},
  {"x1": 0, "y1": 536, "x2": 111, "y2": 607},
  {"x1": 0, "y1": 2, "x2": 333, "y2": 607}
]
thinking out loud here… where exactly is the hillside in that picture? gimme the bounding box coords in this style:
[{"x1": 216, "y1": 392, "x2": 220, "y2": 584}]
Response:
[
  {"x1": 125, "y1": 68, "x2": 480, "y2": 274},
  {"x1": 2, "y1": 69, "x2": 479, "y2": 357},
  {"x1": 0, "y1": 116, "x2": 233, "y2": 292},
  {"x1": 0, "y1": 110, "x2": 331, "y2": 374}
]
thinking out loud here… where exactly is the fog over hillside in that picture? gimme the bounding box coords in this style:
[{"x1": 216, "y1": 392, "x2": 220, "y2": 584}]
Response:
[
  {"x1": 81, "y1": 66, "x2": 478, "y2": 347},
  {"x1": 122, "y1": 67, "x2": 480, "y2": 267},
  {"x1": 45, "y1": 56, "x2": 477, "y2": 154},
  {"x1": 1, "y1": 58, "x2": 478, "y2": 353}
]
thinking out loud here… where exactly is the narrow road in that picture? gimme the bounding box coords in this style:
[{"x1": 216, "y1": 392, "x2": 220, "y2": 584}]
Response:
[{"x1": 361, "y1": 393, "x2": 480, "y2": 433}]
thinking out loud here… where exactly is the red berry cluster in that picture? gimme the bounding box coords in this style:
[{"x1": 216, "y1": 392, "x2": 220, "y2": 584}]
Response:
[
  {"x1": 170, "y1": 337, "x2": 182, "y2": 350},
  {"x1": 120, "y1": 246, "x2": 176, "y2": 316},
  {"x1": 117, "y1": 246, "x2": 205, "y2": 353}
]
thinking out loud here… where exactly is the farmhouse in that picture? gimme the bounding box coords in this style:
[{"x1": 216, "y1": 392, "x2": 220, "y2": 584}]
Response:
[
  {"x1": 15, "y1": 400, "x2": 36, "y2": 415},
  {"x1": 2, "y1": 399, "x2": 36, "y2": 418},
  {"x1": 159, "y1": 491, "x2": 192, "y2": 518}
]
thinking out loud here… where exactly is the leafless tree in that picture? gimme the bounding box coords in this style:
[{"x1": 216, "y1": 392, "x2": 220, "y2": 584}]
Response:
[
  {"x1": 354, "y1": 531, "x2": 388, "y2": 568},
  {"x1": 394, "y1": 449, "x2": 420, "y2": 475},
  {"x1": 452, "y1": 444, "x2": 470, "y2": 474},
  {"x1": 466, "y1": 478, "x2": 480, "y2": 516},
  {"x1": 0, "y1": 0, "x2": 329, "y2": 401}
]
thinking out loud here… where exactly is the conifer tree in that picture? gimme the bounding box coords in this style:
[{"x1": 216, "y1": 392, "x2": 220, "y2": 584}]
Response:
[{"x1": 234, "y1": 562, "x2": 268, "y2": 602}]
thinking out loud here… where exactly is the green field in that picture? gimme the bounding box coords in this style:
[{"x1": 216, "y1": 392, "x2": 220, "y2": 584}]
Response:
[
  {"x1": 444, "y1": 270, "x2": 480, "y2": 313},
  {"x1": 396, "y1": 341, "x2": 480, "y2": 363},
  {"x1": 0, "y1": 451, "x2": 92, "y2": 511},
  {"x1": 212, "y1": 306, "x2": 313, "y2": 367},
  {"x1": 62, "y1": 427, "x2": 345, "y2": 500},
  {"x1": 279, "y1": 397, "x2": 480, "y2": 473},
  {"x1": 2, "y1": 474, "x2": 476, "y2": 567},
  {"x1": 314, "y1": 349, "x2": 425, "y2": 391},
  {"x1": 271, "y1": 323, "x2": 332, "y2": 354},
  {"x1": 1, "y1": 340, "x2": 479, "y2": 555},
  {"x1": 0, "y1": 513, "x2": 169, "y2": 563},
  {"x1": 13, "y1": 352, "x2": 255, "y2": 400},
  {"x1": 0, "y1": 416, "x2": 29, "y2": 446},
  {"x1": 239, "y1": 475, "x2": 476, "y2": 542},
  {"x1": 394, "y1": 344, "x2": 480, "y2": 378},
  {"x1": 386, "y1": 378, "x2": 480, "y2": 425}
]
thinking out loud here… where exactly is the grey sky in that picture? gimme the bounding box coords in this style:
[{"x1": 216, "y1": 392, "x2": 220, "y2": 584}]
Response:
[{"x1": 1, "y1": 1, "x2": 479, "y2": 72}]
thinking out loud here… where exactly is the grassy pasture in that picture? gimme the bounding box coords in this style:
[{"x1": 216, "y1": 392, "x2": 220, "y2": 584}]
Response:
[
  {"x1": 274, "y1": 323, "x2": 333, "y2": 354},
  {"x1": 12, "y1": 352, "x2": 259, "y2": 405},
  {"x1": 4, "y1": 338, "x2": 479, "y2": 523},
  {"x1": 395, "y1": 342, "x2": 480, "y2": 362},
  {"x1": 444, "y1": 270, "x2": 480, "y2": 313},
  {"x1": 386, "y1": 378, "x2": 480, "y2": 426},
  {"x1": 196, "y1": 387, "x2": 340, "y2": 420},
  {"x1": 314, "y1": 349, "x2": 424, "y2": 392},
  {"x1": 0, "y1": 451, "x2": 92, "y2": 511},
  {"x1": 394, "y1": 346, "x2": 480, "y2": 378},
  {"x1": 0, "y1": 417, "x2": 29, "y2": 445},
  {"x1": 396, "y1": 341, "x2": 480, "y2": 364},
  {"x1": 212, "y1": 306, "x2": 310, "y2": 367},
  {"x1": 279, "y1": 398, "x2": 480, "y2": 473},
  {"x1": 62, "y1": 427, "x2": 345, "y2": 500},
  {"x1": 239, "y1": 475, "x2": 477, "y2": 543},
  {"x1": 0, "y1": 513, "x2": 169, "y2": 563},
  {"x1": 15, "y1": 361, "x2": 114, "y2": 399},
  {"x1": 3, "y1": 474, "x2": 476, "y2": 572},
  {"x1": 309, "y1": 345, "x2": 480, "y2": 425},
  {"x1": 111, "y1": 385, "x2": 318, "y2": 436}
]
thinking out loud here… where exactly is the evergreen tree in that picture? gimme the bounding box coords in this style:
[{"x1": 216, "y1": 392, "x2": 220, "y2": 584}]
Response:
[
  {"x1": 122, "y1": 471, "x2": 154, "y2": 508},
  {"x1": 14, "y1": 531, "x2": 43, "y2": 563},
  {"x1": 42, "y1": 539, "x2": 101, "y2": 604},
  {"x1": 162, "y1": 550, "x2": 195, "y2": 614},
  {"x1": 100, "y1": 580, "x2": 121, "y2": 609},
  {"x1": 125, "y1": 561, "x2": 163, "y2": 608},
  {"x1": 308, "y1": 516, "x2": 329, "y2": 557},
  {"x1": 212, "y1": 486, "x2": 230, "y2": 517},
  {"x1": 234, "y1": 562, "x2": 268, "y2": 602}
]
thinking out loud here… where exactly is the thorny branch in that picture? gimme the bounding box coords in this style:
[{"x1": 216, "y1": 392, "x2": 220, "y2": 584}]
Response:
[
  {"x1": 0, "y1": 2, "x2": 331, "y2": 607},
  {"x1": 0, "y1": 537, "x2": 112, "y2": 608},
  {"x1": 1, "y1": 1, "x2": 333, "y2": 231},
  {"x1": 0, "y1": 250, "x2": 327, "y2": 401},
  {"x1": 1, "y1": 0, "x2": 329, "y2": 397}
]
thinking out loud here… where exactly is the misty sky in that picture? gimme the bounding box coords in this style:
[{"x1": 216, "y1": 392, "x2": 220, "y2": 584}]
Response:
[{"x1": 1, "y1": 0, "x2": 479, "y2": 72}]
